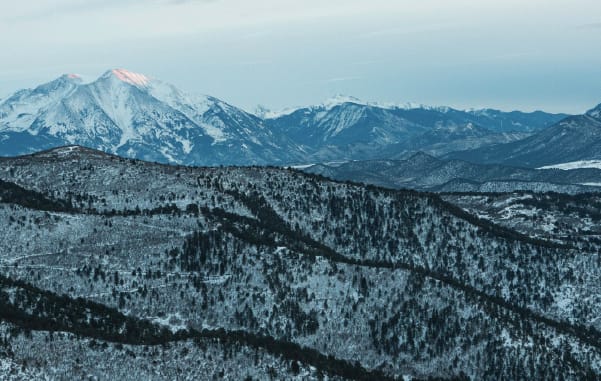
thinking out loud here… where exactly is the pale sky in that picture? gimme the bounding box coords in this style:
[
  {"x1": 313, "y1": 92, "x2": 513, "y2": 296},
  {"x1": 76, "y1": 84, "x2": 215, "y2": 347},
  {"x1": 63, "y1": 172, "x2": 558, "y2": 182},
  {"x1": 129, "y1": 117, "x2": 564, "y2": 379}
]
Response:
[{"x1": 1, "y1": 0, "x2": 600, "y2": 113}]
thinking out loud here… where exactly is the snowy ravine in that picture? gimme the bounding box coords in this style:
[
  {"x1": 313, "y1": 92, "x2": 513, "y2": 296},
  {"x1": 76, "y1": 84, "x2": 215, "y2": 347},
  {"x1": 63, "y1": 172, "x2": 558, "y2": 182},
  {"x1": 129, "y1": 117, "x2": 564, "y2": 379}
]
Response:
[{"x1": 1, "y1": 146, "x2": 601, "y2": 380}]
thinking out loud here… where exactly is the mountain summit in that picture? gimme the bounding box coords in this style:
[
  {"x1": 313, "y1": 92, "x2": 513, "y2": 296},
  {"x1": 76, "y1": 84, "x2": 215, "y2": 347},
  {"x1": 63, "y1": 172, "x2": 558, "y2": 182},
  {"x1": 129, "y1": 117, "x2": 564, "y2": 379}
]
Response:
[
  {"x1": 586, "y1": 103, "x2": 601, "y2": 120},
  {"x1": 104, "y1": 68, "x2": 151, "y2": 87}
]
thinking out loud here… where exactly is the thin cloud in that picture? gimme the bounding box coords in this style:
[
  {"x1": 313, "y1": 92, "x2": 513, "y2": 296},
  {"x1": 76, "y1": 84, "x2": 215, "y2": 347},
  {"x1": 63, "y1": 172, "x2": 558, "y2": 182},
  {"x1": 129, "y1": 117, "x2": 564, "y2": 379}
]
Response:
[
  {"x1": 576, "y1": 22, "x2": 601, "y2": 29},
  {"x1": 350, "y1": 60, "x2": 385, "y2": 66},
  {"x1": 168, "y1": 0, "x2": 218, "y2": 4},
  {"x1": 359, "y1": 23, "x2": 458, "y2": 39},
  {"x1": 2, "y1": 0, "x2": 214, "y2": 22},
  {"x1": 236, "y1": 60, "x2": 273, "y2": 66},
  {"x1": 324, "y1": 76, "x2": 362, "y2": 83},
  {"x1": 2, "y1": 0, "x2": 129, "y2": 22}
]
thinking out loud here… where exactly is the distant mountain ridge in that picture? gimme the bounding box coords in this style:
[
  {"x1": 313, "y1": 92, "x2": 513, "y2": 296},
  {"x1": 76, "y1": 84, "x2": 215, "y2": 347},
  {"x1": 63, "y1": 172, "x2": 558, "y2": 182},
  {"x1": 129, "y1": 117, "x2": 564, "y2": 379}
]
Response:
[
  {"x1": 0, "y1": 69, "x2": 569, "y2": 165},
  {"x1": 303, "y1": 152, "x2": 601, "y2": 193},
  {"x1": 446, "y1": 103, "x2": 601, "y2": 168},
  {"x1": 264, "y1": 96, "x2": 567, "y2": 162}
]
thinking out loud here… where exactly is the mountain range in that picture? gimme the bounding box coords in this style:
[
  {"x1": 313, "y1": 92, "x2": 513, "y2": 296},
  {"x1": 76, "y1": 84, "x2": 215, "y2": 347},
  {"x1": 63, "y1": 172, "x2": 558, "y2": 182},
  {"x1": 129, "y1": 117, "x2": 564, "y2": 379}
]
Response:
[
  {"x1": 0, "y1": 69, "x2": 570, "y2": 166},
  {"x1": 261, "y1": 95, "x2": 566, "y2": 162}
]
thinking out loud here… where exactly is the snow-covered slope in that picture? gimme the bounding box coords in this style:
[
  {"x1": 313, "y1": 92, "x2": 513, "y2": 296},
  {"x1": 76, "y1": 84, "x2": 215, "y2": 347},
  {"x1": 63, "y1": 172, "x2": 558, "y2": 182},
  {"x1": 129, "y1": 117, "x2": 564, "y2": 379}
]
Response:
[{"x1": 0, "y1": 69, "x2": 289, "y2": 165}]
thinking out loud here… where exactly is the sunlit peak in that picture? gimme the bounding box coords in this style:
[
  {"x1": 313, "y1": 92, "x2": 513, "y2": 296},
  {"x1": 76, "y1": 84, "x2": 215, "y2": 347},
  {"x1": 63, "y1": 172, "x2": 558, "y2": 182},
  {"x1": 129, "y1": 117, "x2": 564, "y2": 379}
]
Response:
[{"x1": 111, "y1": 68, "x2": 150, "y2": 86}]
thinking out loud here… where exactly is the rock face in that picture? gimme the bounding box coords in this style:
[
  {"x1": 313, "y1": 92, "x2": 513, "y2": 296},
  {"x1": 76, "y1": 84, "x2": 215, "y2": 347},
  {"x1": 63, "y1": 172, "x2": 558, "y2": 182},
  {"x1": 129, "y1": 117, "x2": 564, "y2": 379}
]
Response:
[
  {"x1": 1, "y1": 146, "x2": 601, "y2": 379},
  {"x1": 0, "y1": 70, "x2": 568, "y2": 165}
]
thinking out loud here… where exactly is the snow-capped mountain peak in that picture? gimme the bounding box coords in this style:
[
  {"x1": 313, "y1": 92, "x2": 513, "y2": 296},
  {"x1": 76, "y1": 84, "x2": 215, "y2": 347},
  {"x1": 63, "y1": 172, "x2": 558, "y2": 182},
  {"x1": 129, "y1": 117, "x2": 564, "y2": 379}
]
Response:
[
  {"x1": 320, "y1": 94, "x2": 457, "y2": 112},
  {"x1": 64, "y1": 73, "x2": 83, "y2": 82},
  {"x1": 31, "y1": 74, "x2": 82, "y2": 95},
  {"x1": 101, "y1": 68, "x2": 151, "y2": 87},
  {"x1": 322, "y1": 94, "x2": 365, "y2": 110},
  {"x1": 0, "y1": 69, "x2": 289, "y2": 165},
  {"x1": 586, "y1": 103, "x2": 601, "y2": 120},
  {"x1": 256, "y1": 95, "x2": 421, "y2": 119}
]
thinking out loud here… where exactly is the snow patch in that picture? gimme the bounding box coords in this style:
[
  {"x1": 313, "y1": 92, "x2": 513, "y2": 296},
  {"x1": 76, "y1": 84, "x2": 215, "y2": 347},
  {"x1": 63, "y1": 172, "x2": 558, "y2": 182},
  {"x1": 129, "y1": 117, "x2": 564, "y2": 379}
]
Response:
[
  {"x1": 52, "y1": 146, "x2": 80, "y2": 156},
  {"x1": 290, "y1": 164, "x2": 316, "y2": 170},
  {"x1": 151, "y1": 313, "x2": 188, "y2": 333},
  {"x1": 538, "y1": 160, "x2": 601, "y2": 170},
  {"x1": 110, "y1": 68, "x2": 150, "y2": 87},
  {"x1": 201, "y1": 122, "x2": 228, "y2": 144},
  {"x1": 554, "y1": 287, "x2": 575, "y2": 314}
]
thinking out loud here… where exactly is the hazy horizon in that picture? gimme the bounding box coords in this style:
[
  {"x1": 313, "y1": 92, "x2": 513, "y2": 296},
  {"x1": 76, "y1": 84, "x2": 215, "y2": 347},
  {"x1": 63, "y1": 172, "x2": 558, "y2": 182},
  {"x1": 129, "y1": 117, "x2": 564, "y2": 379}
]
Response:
[{"x1": 1, "y1": 0, "x2": 600, "y2": 114}]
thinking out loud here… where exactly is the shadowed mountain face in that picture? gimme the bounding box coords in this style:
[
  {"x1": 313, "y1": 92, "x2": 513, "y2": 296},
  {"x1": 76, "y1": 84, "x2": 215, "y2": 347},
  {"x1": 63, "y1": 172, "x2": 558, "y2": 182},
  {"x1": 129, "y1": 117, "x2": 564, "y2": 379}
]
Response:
[
  {"x1": 0, "y1": 71, "x2": 568, "y2": 166},
  {"x1": 302, "y1": 152, "x2": 601, "y2": 193},
  {"x1": 446, "y1": 104, "x2": 601, "y2": 168},
  {"x1": 1, "y1": 146, "x2": 601, "y2": 379}
]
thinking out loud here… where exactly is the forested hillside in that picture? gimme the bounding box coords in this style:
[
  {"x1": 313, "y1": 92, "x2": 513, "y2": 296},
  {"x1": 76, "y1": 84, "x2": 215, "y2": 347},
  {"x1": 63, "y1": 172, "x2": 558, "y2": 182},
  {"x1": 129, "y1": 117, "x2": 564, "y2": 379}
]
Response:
[{"x1": 0, "y1": 146, "x2": 600, "y2": 380}]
